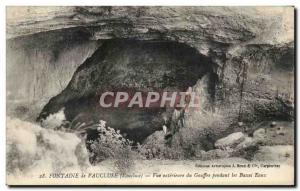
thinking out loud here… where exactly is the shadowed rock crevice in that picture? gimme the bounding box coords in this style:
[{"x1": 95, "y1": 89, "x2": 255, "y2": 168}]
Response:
[{"x1": 38, "y1": 39, "x2": 218, "y2": 143}]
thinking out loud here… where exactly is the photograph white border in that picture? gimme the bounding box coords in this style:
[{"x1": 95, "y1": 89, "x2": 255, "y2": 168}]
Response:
[{"x1": 1, "y1": 0, "x2": 298, "y2": 190}]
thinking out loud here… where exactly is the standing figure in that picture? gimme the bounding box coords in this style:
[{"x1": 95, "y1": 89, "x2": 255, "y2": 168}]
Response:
[{"x1": 164, "y1": 87, "x2": 192, "y2": 144}]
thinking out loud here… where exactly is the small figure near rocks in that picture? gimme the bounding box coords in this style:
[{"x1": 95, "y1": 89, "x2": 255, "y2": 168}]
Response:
[
  {"x1": 270, "y1": 121, "x2": 277, "y2": 128},
  {"x1": 253, "y1": 128, "x2": 266, "y2": 141},
  {"x1": 148, "y1": 153, "x2": 153, "y2": 160},
  {"x1": 276, "y1": 126, "x2": 285, "y2": 136},
  {"x1": 152, "y1": 148, "x2": 157, "y2": 157},
  {"x1": 236, "y1": 136, "x2": 255, "y2": 149},
  {"x1": 162, "y1": 125, "x2": 167, "y2": 134}
]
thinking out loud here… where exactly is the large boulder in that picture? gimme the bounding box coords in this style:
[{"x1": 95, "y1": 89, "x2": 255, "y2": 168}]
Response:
[
  {"x1": 253, "y1": 128, "x2": 266, "y2": 141},
  {"x1": 6, "y1": 117, "x2": 90, "y2": 176},
  {"x1": 215, "y1": 132, "x2": 245, "y2": 149}
]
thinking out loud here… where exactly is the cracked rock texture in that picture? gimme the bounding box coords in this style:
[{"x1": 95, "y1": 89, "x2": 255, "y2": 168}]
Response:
[
  {"x1": 6, "y1": 117, "x2": 90, "y2": 175},
  {"x1": 7, "y1": 7, "x2": 294, "y2": 142}
]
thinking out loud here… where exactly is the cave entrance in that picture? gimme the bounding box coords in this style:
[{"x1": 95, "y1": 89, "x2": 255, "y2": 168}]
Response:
[{"x1": 39, "y1": 39, "x2": 218, "y2": 143}]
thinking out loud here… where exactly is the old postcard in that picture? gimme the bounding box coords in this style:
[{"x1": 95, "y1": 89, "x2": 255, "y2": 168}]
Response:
[{"x1": 6, "y1": 6, "x2": 295, "y2": 186}]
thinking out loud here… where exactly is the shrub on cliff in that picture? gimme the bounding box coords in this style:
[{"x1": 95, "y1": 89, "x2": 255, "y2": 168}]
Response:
[{"x1": 87, "y1": 120, "x2": 140, "y2": 173}]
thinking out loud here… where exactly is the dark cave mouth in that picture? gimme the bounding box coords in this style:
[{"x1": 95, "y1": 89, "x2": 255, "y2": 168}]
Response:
[{"x1": 39, "y1": 38, "x2": 219, "y2": 143}]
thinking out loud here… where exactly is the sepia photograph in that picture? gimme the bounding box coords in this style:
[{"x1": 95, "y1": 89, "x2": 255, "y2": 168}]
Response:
[{"x1": 5, "y1": 5, "x2": 295, "y2": 186}]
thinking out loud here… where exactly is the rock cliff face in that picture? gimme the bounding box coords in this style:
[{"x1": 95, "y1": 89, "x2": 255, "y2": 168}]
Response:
[
  {"x1": 7, "y1": 7, "x2": 294, "y2": 142},
  {"x1": 6, "y1": 118, "x2": 89, "y2": 176},
  {"x1": 36, "y1": 39, "x2": 217, "y2": 142}
]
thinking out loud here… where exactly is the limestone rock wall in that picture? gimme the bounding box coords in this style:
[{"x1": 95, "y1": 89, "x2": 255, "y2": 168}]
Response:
[{"x1": 6, "y1": 7, "x2": 294, "y2": 141}]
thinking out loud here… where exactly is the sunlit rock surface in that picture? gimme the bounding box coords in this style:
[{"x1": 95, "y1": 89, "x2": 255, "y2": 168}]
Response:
[{"x1": 6, "y1": 117, "x2": 89, "y2": 176}]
